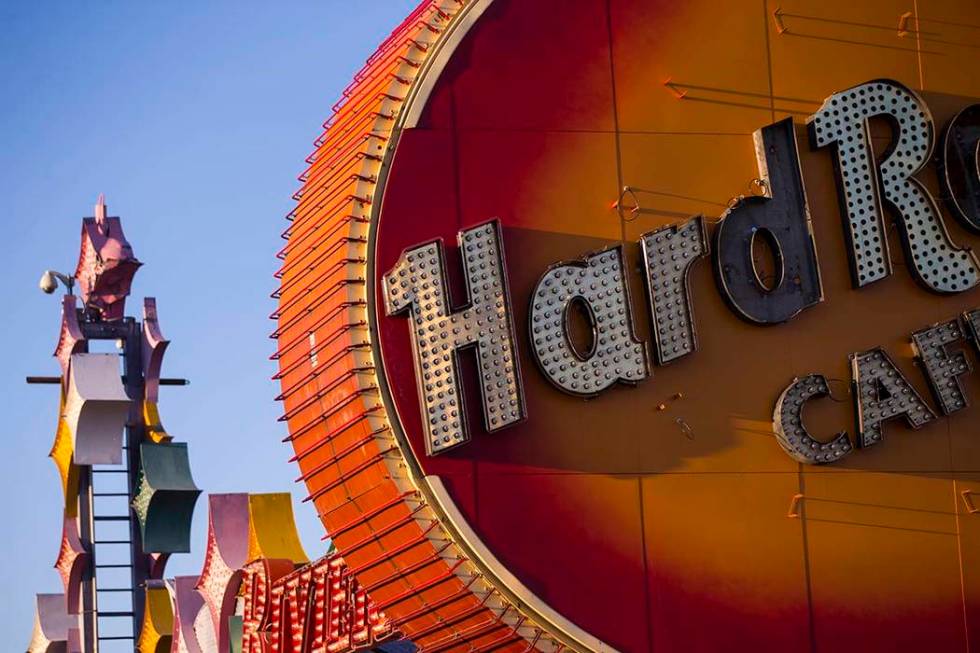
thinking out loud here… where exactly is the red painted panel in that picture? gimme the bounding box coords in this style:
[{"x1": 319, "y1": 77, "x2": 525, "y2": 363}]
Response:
[
  {"x1": 475, "y1": 473, "x2": 650, "y2": 653},
  {"x1": 449, "y1": 0, "x2": 615, "y2": 132}
]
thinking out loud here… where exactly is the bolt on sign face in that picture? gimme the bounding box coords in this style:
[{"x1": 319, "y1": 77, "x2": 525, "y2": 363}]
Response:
[{"x1": 276, "y1": 1, "x2": 980, "y2": 652}]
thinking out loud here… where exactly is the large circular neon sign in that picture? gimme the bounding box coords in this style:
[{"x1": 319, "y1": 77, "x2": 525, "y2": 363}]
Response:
[{"x1": 276, "y1": 2, "x2": 980, "y2": 651}]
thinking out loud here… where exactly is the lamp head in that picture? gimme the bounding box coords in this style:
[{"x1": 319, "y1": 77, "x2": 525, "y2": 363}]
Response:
[
  {"x1": 39, "y1": 270, "x2": 58, "y2": 294},
  {"x1": 39, "y1": 270, "x2": 74, "y2": 295}
]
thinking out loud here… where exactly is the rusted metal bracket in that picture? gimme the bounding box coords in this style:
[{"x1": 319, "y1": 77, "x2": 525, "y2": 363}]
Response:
[
  {"x1": 663, "y1": 77, "x2": 688, "y2": 99},
  {"x1": 787, "y1": 493, "x2": 804, "y2": 518},
  {"x1": 613, "y1": 186, "x2": 642, "y2": 221},
  {"x1": 773, "y1": 7, "x2": 788, "y2": 35},
  {"x1": 897, "y1": 11, "x2": 913, "y2": 38},
  {"x1": 962, "y1": 489, "x2": 979, "y2": 514}
]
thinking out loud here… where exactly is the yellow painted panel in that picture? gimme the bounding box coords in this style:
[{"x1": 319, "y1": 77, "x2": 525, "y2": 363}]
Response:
[
  {"x1": 142, "y1": 402, "x2": 172, "y2": 444},
  {"x1": 610, "y1": 0, "x2": 773, "y2": 134},
  {"x1": 247, "y1": 493, "x2": 309, "y2": 564},
  {"x1": 137, "y1": 585, "x2": 173, "y2": 653},
  {"x1": 768, "y1": 0, "x2": 920, "y2": 120},
  {"x1": 49, "y1": 393, "x2": 79, "y2": 518},
  {"x1": 916, "y1": 0, "x2": 980, "y2": 99},
  {"x1": 618, "y1": 132, "x2": 757, "y2": 241}
]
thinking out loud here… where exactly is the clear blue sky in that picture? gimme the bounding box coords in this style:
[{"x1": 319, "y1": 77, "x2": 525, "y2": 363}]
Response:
[{"x1": 0, "y1": 1, "x2": 417, "y2": 642}]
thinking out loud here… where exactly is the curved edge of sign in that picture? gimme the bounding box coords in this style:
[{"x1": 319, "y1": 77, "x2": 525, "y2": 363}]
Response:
[
  {"x1": 365, "y1": 1, "x2": 622, "y2": 651},
  {"x1": 423, "y1": 474, "x2": 621, "y2": 653},
  {"x1": 397, "y1": 0, "x2": 495, "y2": 131}
]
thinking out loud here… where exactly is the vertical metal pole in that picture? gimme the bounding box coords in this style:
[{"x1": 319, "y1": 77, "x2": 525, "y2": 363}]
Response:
[
  {"x1": 122, "y1": 318, "x2": 149, "y2": 649},
  {"x1": 78, "y1": 466, "x2": 99, "y2": 653}
]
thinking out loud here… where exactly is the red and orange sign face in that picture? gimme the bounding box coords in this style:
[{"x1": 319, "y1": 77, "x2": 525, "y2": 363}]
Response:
[{"x1": 278, "y1": 1, "x2": 980, "y2": 651}]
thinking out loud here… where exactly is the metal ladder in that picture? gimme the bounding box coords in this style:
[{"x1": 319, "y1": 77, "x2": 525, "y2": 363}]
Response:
[
  {"x1": 89, "y1": 463, "x2": 138, "y2": 649},
  {"x1": 75, "y1": 318, "x2": 151, "y2": 653}
]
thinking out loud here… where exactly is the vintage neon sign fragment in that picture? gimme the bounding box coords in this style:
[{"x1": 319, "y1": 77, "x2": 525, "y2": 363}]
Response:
[
  {"x1": 808, "y1": 79, "x2": 980, "y2": 293},
  {"x1": 714, "y1": 117, "x2": 823, "y2": 324},
  {"x1": 911, "y1": 320, "x2": 972, "y2": 416},
  {"x1": 773, "y1": 374, "x2": 852, "y2": 464},
  {"x1": 383, "y1": 221, "x2": 526, "y2": 455},
  {"x1": 529, "y1": 246, "x2": 648, "y2": 396},
  {"x1": 639, "y1": 216, "x2": 708, "y2": 364}
]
